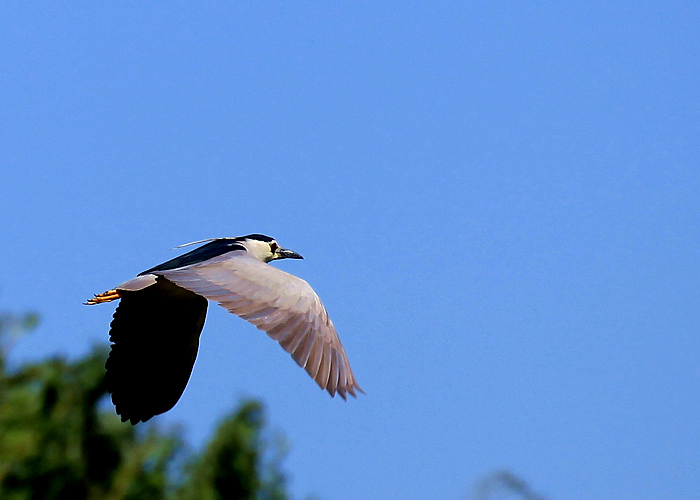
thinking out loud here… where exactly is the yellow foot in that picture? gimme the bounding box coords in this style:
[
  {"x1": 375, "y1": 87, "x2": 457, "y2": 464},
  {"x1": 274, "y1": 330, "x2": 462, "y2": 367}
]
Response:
[{"x1": 85, "y1": 289, "x2": 122, "y2": 305}]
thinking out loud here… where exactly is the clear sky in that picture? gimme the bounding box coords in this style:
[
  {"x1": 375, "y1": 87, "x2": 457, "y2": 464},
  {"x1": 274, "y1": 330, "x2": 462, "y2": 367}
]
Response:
[{"x1": 1, "y1": 2, "x2": 698, "y2": 499}]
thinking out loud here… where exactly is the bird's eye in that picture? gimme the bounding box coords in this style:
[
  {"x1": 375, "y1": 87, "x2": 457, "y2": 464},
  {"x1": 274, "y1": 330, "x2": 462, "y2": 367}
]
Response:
[{"x1": 270, "y1": 242, "x2": 279, "y2": 252}]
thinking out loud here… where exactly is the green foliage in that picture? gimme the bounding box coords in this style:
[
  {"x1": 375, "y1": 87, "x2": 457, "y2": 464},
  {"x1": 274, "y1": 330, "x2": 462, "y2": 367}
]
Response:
[
  {"x1": 0, "y1": 312, "x2": 291, "y2": 500},
  {"x1": 178, "y1": 401, "x2": 288, "y2": 500}
]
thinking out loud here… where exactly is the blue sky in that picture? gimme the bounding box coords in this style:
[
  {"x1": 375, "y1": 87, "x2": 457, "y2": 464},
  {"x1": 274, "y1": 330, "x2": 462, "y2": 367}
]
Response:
[{"x1": 1, "y1": 2, "x2": 698, "y2": 499}]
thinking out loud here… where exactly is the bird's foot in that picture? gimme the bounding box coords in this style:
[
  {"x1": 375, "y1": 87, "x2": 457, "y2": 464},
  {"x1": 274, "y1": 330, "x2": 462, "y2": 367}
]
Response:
[{"x1": 85, "y1": 289, "x2": 122, "y2": 305}]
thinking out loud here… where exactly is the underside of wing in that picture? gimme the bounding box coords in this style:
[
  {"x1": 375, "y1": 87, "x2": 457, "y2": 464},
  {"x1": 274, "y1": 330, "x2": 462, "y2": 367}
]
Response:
[
  {"x1": 106, "y1": 277, "x2": 208, "y2": 424},
  {"x1": 158, "y1": 253, "x2": 363, "y2": 399}
]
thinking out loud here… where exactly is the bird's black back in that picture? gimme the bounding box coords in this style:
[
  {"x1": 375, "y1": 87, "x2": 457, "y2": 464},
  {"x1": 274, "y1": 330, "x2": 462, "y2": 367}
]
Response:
[
  {"x1": 139, "y1": 239, "x2": 245, "y2": 275},
  {"x1": 138, "y1": 235, "x2": 275, "y2": 275}
]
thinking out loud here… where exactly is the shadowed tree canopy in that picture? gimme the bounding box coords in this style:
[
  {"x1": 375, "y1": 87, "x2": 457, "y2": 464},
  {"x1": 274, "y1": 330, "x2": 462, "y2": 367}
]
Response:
[{"x1": 0, "y1": 311, "x2": 290, "y2": 500}]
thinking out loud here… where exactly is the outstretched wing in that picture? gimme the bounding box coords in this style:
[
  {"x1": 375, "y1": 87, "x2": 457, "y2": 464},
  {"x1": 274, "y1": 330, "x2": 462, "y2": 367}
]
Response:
[
  {"x1": 157, "y1": 251, "x2": 362, "y2": 399},
  {"x1": 106, "y1": 277, "x2": 208, "y2": 424}
]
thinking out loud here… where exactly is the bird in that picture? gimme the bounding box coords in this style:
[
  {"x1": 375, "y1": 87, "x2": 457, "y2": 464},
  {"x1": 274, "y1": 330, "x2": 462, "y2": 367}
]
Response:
[{"x1": 86, "y1": 234, "x2": 363, "y2": 424}]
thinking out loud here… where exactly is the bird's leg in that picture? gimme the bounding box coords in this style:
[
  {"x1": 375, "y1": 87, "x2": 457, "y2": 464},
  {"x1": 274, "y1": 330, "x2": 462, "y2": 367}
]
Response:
[{"x1": 85, "y1": 289, "x2": 122, "y2": 305}]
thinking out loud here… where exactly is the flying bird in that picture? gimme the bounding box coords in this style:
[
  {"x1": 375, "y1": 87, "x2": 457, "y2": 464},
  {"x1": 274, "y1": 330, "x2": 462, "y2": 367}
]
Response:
[{"x1": 87, "y1": 234, "x2": 363, "y2": 424}]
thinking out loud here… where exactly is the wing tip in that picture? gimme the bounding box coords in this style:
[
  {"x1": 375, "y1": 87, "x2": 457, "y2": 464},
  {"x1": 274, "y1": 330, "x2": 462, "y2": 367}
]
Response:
[{"x1": 325, "y1": 381, "x2": 365, "y2": 400}]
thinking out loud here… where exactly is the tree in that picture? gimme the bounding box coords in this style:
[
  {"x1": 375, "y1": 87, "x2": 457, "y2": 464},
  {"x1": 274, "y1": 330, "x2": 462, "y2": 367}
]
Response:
[
  {"x1": 475, "y1": 470, "x2": 545, "y2": 500},
  {"x1": 0, "y1": 311, "x2": 290, "y2": 500},
  {"x1": 178, "y1": 401, "x2": 288, "y2": 500}
]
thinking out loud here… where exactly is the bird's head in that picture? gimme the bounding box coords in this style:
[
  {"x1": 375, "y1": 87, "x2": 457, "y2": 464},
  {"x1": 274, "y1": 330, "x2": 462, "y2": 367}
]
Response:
[{"x1": 237, "y1": 234, "x2": 304, "y2": 263}]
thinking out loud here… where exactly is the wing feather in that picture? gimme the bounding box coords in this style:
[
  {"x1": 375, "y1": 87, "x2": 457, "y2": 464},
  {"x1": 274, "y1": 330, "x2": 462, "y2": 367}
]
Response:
[
  {"x1": 294, "y1": 327, "x2": 316, "y2": 369},
  {"x1": 265, "y1": 315, "x2": 303, "y2": 341},
  {"x1": 158, "y1": 251, "x2": 362, "y2": 398},
  {"x1": 239, "y1": 306, "x2": 278, "y2": 322},
  {"x1": 328, "y1": 349, "x2": 340, "y2": 397},
  {"x1": 317, "y1": 342, "x2": 332, "y2": 390},
  {"x1": 105, "y1": 277, "x2": 208, "y2": 424},
  {"x1": 306, "y1": 340, "x2": 323, "y2": 379}
]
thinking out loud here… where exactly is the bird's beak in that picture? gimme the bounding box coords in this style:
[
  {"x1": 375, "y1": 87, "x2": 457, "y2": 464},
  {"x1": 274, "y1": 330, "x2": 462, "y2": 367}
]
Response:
[{"x1": 277, "y1": 248, "x2": 304, "y2": 260}]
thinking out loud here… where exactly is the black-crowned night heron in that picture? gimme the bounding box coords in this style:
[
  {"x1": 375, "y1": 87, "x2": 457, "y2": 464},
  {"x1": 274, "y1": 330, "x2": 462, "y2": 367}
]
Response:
[{"x1": 87, "y1": 234, "x2": 362, "y2": 424}]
